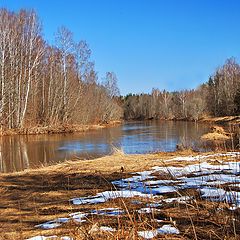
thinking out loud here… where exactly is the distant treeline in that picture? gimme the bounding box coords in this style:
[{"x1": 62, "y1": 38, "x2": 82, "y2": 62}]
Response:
[
  {"x1": 123, "y1": 58, "x2": 240, "y2": 121},
  {"x1": 0, "y1": 9, "x2": 122, "y2": 129}
]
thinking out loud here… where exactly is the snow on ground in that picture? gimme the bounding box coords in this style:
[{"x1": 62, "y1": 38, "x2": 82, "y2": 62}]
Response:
[
  {"x1": 26, "y1": 236, "x2": 72, "y2": 240},
  {"x1": 91, "y1": 207, "x2": 124, "y2": 216},
  {"x1": 99, "y1": 226, "x2": 116, "y2": 232},
  {"x1": 137, "y1": 224, "x2": 180, "y2": 239},
  {"x1": 71, "y1": 190, "x2": 152, "y2": 205},
  {"x1": 32, "y1": 152, "x2": 240, "y2": 239}
]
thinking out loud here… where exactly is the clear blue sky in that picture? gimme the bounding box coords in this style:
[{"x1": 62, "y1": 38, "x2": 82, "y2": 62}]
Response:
[{"x1": 1, "y1": 0, "x2": 240, "y2": 95}]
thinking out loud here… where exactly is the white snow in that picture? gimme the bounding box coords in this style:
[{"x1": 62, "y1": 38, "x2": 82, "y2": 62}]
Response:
[
  {"x1": 150, "y1": 185, "x2": 177, "y2": 194},
  {"x1": 163, "y1": 196, "x2": 192, "y2": 203},
  {"x1": 91, "y1": 208, "x2": 124, "y2": 216},
  {"x1": 72, "y1": 190, "x2": 152, "y2": 205},
  {"x1": 99, "y1": 226, "x2": 116, "y2": 232},
  {"x1": 200, "y1": 187, "x2": 226, "y2": 199},
  {"x1": 138, "y1": 229, "x2": 159, "y2": 239},
  {"x1": 138, "y1": 225, "x2": 180, "y2": 239},
  {"x1": 35, "y1": 219, "x2": 64, "y2": 229},
  {"x1": 69, "y1": 212, "x2": 87, "y2": 223},
  {"x1": 158, "y1": 224, "x2": 180, "y2": 234},
  {"x1": 137, "y1": 207, "x2": 161, "y2": 214},
  {"x1": 26, "y1": 236, "x2": 72, "y2": 240},
  {"x1": 170, "y1": 152, "x2": 240, "y2": 162},
  {"x1": 145, "y1": 179, "x2": 175, "y2": 185},
  {"x1": 71, "y1": 195, "x2": 106, "y2": 205}
]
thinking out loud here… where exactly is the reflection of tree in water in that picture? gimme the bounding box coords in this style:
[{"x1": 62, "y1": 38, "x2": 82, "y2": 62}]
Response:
[
  {"x1": 0, "y1": 136, "x2": 29, "y2": 173},
  {"x1": 0, "y1": 122, "x2": 210, "y2": 173},
  {"x1": 0, "y1": 135, "x2": 58, "y2": 173}
]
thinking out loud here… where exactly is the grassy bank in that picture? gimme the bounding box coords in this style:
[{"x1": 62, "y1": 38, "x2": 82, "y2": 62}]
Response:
[
  {"x1": 1, "y1": 150, "x2": 240, "y2": 239},
  {"x1": 201, "y1": 116, "x2": 240, "y2": 125},
  {"x1": 0, "y1": 121, "x2": 122, "y2": 136}
]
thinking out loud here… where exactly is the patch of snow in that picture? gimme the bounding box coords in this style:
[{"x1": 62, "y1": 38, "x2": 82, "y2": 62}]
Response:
[
  {"x1": 36, "y1": 222, "x2": 60, "y2": 229},
  {"x1": 145, "y1": 179, "x2": 175, "y2": 185},
  {"x1": 99, "y1": 226, "x2": 116, "y2": 232},
  {"x1": 101, "y1": 190, "x2": 151, "y2": 199},
  {"x1": 158, "y1": 224, "x2": 180, "y2": 234},
  {"x1": 163, "y1": 196, "x2": 192, "y2": 203},
  {"x1": 170, "y1": 152, "x2": 240, "y2": 163},
  {"x1": 91, "y1": 208, "x2": 124, "y2": 216},
  {"x1": 69, "y1": 212, "x2": 87, "y2": 223},
  {"x1": 170, "y1": 156, "x2": 198, "y2": 161},
  {"x1": 138, "y1": 229, "x2": 159, "y2": 239},
  {"x1": 229, "y1": 183, "x2": 240, "y2": 188},
  {"x1": 72, "y1": 190, "x2": 152, "y2": 205},
  {"x1": 26, "y1": 236, "x2": 72, "y2": 240},
  {"x1": 146, "y1": 203, "x2": 161, "y2": 207},
  {"x1": 123, "y1": 171, "x2": 155, "y2": 183},
  {"x1": 71, "y1": 195, "x2": 106, "y2": 205},
  {"x1": 200, "y1": 187, "x2": 226, "y2": 200},
  {"x1": 150, "y1": 185, "x2": 177, "y2": 194},
  {"x1": 26, "y1": 237, "x2": 49, "y2": 240},
  {"x1": 137, "y1": 207, "x2": 160, "y2": 214},
  {"x1": 155, "y1": 219, "x2": 164, "y2": 222},
  {"x1": 138, "y1": 225, "x2": 180, "y2": 239}
]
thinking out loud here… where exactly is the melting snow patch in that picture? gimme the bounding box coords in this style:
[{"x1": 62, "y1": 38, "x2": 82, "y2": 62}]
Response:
[
  {"x1": 69, "y1": 212, "x2": 87, "y2": 223},
  {"x1": 200, "y1": 187, "x2": 226, "y2": 200},
  {"x1": 137, "y1": 207, "x2": 160, "y2": 214},
  {"x1": 26, "y1": 237, "x2": 49, "y2": 240},
  {"x1": 158, "y1": 224, "x2": 180, "y2": 234},
  {"x1": 146, "y1": 202, "x2": 161, "y2": 207},
  {"x1": 170, "y1": 152, "x2": 240, "y2": 163},
  {"x1": 163, "y1": 196, "x2": 192, "y2": 203},
  {"x1": 35, "y1": 218, "x2": 68, "y2": 229},
  {"x1": 138, "y1": 225, "x2": 180, "y2": 239},
  {"x1": 138, "y1": 229, "x2": 159, "y2": 239},
  {"x1": 91, "y1": 208, "x2": 124, "y2": 216},
  {"x1": 145, "y1": 179, "x2": 175, "y2": 185},
  {"x1": 151, "y1": 185, "x2": 177, "y2": 194},
  {"x1": 71, "y1": 195, "x2": 106, "y2": 205},
  {"x1": 35, "y1": 212, "x2": 88, "y2": 229},
  {"x1": 171, "y1": 156, "x2": 198, "y2": 162},
  {"x1": 26, "y1": 236, "x2": 72, "y2": 240},
  {"x1": 99, "y1": 226, "x2": 116, "y2": 232},
  {"x1": 72, "y1": 190, "x2": 152, "y2": 205}
]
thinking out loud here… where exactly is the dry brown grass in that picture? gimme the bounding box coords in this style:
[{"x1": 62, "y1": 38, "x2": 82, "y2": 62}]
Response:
[
  {"x1": 0, "y1": 151, "x2": 239, "y2": 239},
  {"x1": 0, "y1": 121, "x2": 122, "y2": 136},
  {"x1": 201, "y1": 124, "x2": 231, "y2": 142},
  {"x1": 201, "y1": 132, "x2": 230, "y2": 141},
  {"x1": 201, "y1": 116, "x2": 240, "y2": 124}
]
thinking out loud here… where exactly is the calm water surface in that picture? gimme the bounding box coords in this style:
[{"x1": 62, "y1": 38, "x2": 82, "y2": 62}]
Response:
[{"x1": 0, "y1": 121, "x2": 210, "y2": 173}]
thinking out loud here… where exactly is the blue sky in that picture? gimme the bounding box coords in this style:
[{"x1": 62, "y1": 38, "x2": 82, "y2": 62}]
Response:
[{"x1": 1, "y1": 0, "x2": 240, "y2": 95}]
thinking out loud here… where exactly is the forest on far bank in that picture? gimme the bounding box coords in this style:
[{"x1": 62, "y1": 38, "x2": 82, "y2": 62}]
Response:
[
  {"x1": 1, "y1": 8, "x2": 240, "y2": 131},
  {"x1": 124, "y1": 57, "x2": 240, "y2": 121}
]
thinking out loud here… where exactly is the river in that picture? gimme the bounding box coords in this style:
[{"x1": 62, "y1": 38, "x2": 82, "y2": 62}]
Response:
[{"x1": 0, "y1": 121, "x2": 210, "y2": 173}]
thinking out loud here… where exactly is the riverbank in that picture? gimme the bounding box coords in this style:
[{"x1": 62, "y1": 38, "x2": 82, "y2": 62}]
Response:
[
  {"x1": 1, "y1": 150, "x2": 240, "y2": 239},
  {"x1": 0, "y1": 121, "x2": 122, "y2": 136},
  {"x1": 127, "y1": 115, "x2": 240, "y2": 125},
  {"x1": 201, "y1": 115, "x2": 240, "y2": 125}
]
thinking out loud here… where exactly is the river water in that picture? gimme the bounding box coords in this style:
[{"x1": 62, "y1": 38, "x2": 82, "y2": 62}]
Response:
[{"x1": 0, "y1": 121, "x2": 210, "y2": 173}]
